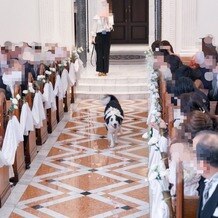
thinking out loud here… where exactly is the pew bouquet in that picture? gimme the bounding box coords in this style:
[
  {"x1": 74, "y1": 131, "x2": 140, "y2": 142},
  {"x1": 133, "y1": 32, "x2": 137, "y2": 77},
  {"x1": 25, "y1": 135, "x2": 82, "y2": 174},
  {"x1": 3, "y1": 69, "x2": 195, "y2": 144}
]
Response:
[
  {"x1": 71, "y1": 46, "x2": 83, "y2": 63},
  {"x1": 8, "y1": 94, "x2": 21, "y2": 114},
  {"x1": 34, "y1": 75, "x2": 46, "y2": 90},
  {"x1": 149, "y1": 162, "x2": 169, "y2": 190}
]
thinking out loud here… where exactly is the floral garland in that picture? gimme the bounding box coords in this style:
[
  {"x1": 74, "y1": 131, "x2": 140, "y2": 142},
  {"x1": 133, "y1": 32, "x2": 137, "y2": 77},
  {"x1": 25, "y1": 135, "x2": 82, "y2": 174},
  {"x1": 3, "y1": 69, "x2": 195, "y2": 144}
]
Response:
[
  {"x1": 71, "y1": 46, "x2": 83, "y2": 63},
  {"x1": 8, "y1": 94, "x2": 21, "y2": 113}
]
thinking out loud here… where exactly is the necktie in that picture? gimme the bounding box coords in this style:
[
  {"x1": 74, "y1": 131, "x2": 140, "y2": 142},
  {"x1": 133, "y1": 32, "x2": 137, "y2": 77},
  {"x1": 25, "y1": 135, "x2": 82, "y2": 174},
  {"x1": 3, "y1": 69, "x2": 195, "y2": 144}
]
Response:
[{"x1": 202, "y1": 180, "x2": 213, "y2": 209}]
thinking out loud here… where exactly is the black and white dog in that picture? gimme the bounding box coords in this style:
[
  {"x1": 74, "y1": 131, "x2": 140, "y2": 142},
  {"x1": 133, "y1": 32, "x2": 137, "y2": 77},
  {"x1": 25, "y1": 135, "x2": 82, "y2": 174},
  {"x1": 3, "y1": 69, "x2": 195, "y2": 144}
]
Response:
[{"x1": 102, "y1": 95, "x2": 124, "y2": 147}]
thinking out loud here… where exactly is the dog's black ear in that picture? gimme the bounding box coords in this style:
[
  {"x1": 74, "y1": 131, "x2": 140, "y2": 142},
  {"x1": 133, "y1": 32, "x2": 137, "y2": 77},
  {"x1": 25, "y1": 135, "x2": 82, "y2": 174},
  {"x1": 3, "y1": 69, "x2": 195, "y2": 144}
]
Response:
[
  {"x1": 105, "y1": 116, "x2": 110, "y2": 125},
  {"x1": 116, "y1": 116, "x2": 123, "y2": 125}
]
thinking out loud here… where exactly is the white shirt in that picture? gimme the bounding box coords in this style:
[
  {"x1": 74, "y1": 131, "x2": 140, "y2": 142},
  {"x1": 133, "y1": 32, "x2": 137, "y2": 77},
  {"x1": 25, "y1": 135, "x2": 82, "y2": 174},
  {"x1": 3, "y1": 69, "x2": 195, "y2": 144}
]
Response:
[
  {"x1": 202, "y1": 173, "x2": 218, "y2": 216},
  {"x1": 91, "y1": 15, "x2": 114, "y2": 36}
]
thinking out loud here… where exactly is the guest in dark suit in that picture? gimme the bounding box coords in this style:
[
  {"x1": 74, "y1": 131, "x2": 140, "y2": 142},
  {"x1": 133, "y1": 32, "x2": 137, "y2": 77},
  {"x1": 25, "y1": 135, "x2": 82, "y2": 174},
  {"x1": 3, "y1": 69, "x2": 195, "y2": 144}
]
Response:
[{"x1": 194, "y1": 131, "x2": 218, "y2": 218}]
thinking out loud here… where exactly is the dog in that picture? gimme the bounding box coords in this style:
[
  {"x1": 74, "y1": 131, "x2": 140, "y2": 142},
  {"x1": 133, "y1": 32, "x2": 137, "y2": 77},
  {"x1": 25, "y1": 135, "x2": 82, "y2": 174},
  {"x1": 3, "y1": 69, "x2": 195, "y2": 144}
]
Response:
[{"x1": 102, "y1": 95, "x2": 124, "y2": 147}]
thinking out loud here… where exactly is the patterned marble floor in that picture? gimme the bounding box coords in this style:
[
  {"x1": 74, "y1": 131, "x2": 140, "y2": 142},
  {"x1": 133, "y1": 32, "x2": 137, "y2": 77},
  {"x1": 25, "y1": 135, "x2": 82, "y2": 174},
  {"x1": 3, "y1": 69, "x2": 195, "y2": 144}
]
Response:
[{"x1": 8, "y1": 99, "x2": 150, "y2": 218}]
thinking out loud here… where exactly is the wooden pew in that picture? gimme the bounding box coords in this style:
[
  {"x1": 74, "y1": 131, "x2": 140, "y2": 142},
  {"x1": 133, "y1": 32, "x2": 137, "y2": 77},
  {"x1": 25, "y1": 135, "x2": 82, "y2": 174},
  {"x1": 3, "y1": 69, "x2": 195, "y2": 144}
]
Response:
[
  {"x1": 0, "y1": 91, "x2": 11, "y2": 208},
  {"x1": 51, "y1": 70, "x2": 64, "y2": 122},
  {"x1": 35, "y1": 85, "x2": 49, "y2": 145},
  {"x1": 47, "y1": 72, "x2": 58, "y2": 133},
  {"x1": 12, "y1": 85, "x2": 26, "y2": 183},
  {"x1": 210, "y1": 101, "x2": 218, "y2": 115},
  {"x1": 176, "y1": 162, "x2": 199, "y2": 218},
  {"x1": 158, "y1": 71, "x2": 200, "y2": 218},
  {"x1": 23, "y1": 92, "x2": 37, "y2": 168},
  {"x1": 180, "y1": 56, "x2": 192, "y2": 66},
  {"x1": 71, "y1": 86, "x2": 75, "y2": 103},
  {"x1": 63, "y1": 86, "x2": 72, "y2": 112}
]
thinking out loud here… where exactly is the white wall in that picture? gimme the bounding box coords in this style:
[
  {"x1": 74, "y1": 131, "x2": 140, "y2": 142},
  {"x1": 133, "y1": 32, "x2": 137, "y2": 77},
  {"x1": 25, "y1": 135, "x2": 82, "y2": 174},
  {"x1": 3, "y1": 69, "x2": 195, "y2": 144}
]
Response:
[
  {"x1": 197, "y1": 0, "x2": 218, "y2": 46},
  {"x1": 0, "y1": 0, "x2": 75, "y2": 50},
  {"x1": 0, "y1": 0, "x2": 40, "y2": 45},
  {"x1": 39, "y1": 0, "x2": 74, "y2": 49},
  {"x1": 162, "y1": 0, "x2": 218, "y2": 56}
]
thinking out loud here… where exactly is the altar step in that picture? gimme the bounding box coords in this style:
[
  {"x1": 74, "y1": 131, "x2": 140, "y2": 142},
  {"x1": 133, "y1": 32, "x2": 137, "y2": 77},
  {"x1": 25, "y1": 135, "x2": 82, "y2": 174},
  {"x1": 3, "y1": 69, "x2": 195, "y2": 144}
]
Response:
[
  {"x1": 76, "y1": 47, "x2": 149, "y2": 100},
  {"x1": 75, "y1": 77, "x2": 150, "y2": 100},
  {"x1": 75, "y1": 91, "x2": 150, "y2": 100}
]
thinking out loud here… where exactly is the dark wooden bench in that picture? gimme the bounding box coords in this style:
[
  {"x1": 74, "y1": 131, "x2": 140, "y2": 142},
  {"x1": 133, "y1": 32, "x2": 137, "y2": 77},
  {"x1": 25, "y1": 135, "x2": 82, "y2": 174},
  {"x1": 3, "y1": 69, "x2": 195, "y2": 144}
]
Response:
[
  {"x1": 0, "y1": 91, "x2": 11, "y2": 208},
  {"x1": 23, "y1": 92, "x2": 37, "y2": 168}
]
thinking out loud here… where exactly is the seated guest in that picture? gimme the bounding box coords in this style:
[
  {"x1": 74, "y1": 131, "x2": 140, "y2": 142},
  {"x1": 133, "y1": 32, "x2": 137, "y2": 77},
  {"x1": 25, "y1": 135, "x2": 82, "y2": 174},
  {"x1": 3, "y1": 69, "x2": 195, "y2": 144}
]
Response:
[
  {"x1": 37, "y1": 63, "x2": 46, "y2": 76},
  {"x1": 151, "y1": 40, "x2": 160, "y2": 52},
  {"x1": 194, "y1": 54, "x2": 216, "y2": 90},
  {"x1": 173, "y1": 77, "x2": 210, "y2": 110},
  {"x1": 175, "y1": 64, "x2": 201, "y2": 81},
  {"x1": 159, "y1": 40, "x2": 174, "y2": 57},
  {"x1": 169, "y1": 113, "x2": 218, "y2": 198},
  {"x1": 194, "y1": 131, "x2": 218, "y2": 218},
  {"x1": 0, "y1": 75, "x2": 12, "y2": 100},
  {"x1": 166, "y1": 54, "x2": 183, "y2": 77},
  {"x1": 186, "y1": 111, "x2": 218, "y2": 138},
  {"x1": 153, "y1": 51, "x2": 165, "y2": 71},
  {"x1": 208, "y1": 73, "x2": 218, "y2": 101},
  {"x1": 202, "y1": 35, "x2": 218, "y2": 63},
  {"x1": 180, "y1": 91, "x2": 210, "y2": 113},
  {"x1": 173, "y1": 77, "x2": 195, "y2": 96}
]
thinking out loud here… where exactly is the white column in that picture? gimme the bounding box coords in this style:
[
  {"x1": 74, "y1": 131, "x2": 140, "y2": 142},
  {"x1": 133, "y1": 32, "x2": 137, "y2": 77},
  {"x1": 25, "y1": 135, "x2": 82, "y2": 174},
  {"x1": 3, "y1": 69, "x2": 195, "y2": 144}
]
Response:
[
  {"x1": 175, "y1": 0, "x2": 198, "y2": 56},
  {"x1": 148, "y1": 0, "x2": 155, "y2": 45},
  {"x1": 162, "y1": 0, "x2": 176, "y2": 49},
  {"x1": 59, "y1": 0, "x2": 74, "y2": 49},
  {"x1": 39, "y1": 0, "x2": 74, "y2": 50},
  {"x1": 162, "y1": 0, "x2": 198, "y2": 56},
  {"x1": 39, "y1": 0, "x2": 56, "y2": 44}
]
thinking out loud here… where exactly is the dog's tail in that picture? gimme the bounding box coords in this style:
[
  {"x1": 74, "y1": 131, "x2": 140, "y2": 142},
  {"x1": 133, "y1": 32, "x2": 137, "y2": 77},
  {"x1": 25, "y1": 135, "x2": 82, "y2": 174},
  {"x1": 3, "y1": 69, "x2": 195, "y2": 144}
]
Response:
[{"x1": 101, "y1": 94, "x2": 119, "y2": 105}]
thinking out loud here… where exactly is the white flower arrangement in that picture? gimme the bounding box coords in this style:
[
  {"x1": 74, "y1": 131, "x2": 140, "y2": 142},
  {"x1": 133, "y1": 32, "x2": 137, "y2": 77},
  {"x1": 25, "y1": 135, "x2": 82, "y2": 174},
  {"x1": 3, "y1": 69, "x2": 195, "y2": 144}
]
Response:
[
  {"x1": 77, "y1": 47, "x2": 84, "y2": 53},
  {"x1": 28, "y1": 83, "x2": 35, "y2": 93},
  {"x1": 37, "y1": 75, "x2": 46, "y2": 80},
  {"x1": 144, "y1": 48, "x2": 153, "y2": 58},
  {"x1": 45, "y1": 70, "x2": 52, "y2": 75},
  {"x1": 22, "y1": 90, "x2": 29, "y2": 95},
  {"x1": 71, "y1": 46, "x2": 84, "y2": 63},
  {"x1": 62, "y1": 60, "x2": 68, "y2": 67},
  {"x1": 8, "y1": 94, "x2": 21, "y2": 114},
  {"x1": 149, "y1": 162, "x2": 169, "y2": 181},
  {"x1": 49, "y1": 67, "x2": 56, "y2": 73},
  {"x1": 15, "y1": 94, "x2": 21, "y2": 101},
  {"x1": 36, "y1": 75, "x2": 46, "y2": 86},
  {"x1": 11, "y1": 98, "x2": 18, "y2": 105},
  {"x1": 148, "y1": 136, "x2": 160, "y2": 151}
]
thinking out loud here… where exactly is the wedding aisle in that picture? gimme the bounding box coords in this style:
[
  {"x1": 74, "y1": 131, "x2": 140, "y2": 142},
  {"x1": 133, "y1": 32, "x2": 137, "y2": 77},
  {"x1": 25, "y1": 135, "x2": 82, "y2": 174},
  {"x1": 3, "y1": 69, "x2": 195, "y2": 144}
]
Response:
[{"x1": 2, "y1": 99, "x2": 150, "y2": 218}]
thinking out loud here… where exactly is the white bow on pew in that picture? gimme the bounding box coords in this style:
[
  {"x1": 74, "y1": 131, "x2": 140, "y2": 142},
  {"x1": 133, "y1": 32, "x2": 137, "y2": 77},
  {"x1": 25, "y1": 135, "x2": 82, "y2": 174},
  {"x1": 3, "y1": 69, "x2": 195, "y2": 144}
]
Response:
[
  {"x1": 43, "y1": 82, "x2": 57, "y2": 111},
  {"x1": 149, "y1": 161, "x2": 170, "y2": 218},
  {"x1": 0, "y1": 116, "x2": 23, "y2": 167},
  {"x1": 61, "y1": 68, "x2": 70, "y2": 97},
  {"x1": 68, "y1": 58, "x2": 84, "y2": 86},
  {"x1": 32, "y1": 91, "x2": 46, "y2": 129},
  {"x1": 20, "y1": 102, "x2": 34, "y2": 136},
  {"x1": 54, "y1": 74, "x2": 64, "y2": 99}
]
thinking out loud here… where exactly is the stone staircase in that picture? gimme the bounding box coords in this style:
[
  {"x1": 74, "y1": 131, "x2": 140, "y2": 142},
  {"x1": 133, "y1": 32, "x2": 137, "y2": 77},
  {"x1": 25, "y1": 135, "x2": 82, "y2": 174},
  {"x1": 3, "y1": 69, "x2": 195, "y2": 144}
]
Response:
[{"x1": 75, "y1": 45, "x2": 150, "y2": 100}]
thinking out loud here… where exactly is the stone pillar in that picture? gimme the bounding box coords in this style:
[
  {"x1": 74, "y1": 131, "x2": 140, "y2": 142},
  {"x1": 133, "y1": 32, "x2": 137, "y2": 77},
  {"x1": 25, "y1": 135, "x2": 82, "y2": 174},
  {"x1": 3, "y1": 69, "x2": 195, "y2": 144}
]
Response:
[
  {"x1": 155, "y1": 0, "x2": 162, "y2": 41},
  {"x1": 162, "y1": 0, "x2": 198, "y2": 55},
  {"x1": 162, "y1": 0, "x2": 176, "y2": 48},
  {"x1": 175, "y1": 0, "x2": 198, "y2": 56},
  {"x1": 149, "y1": 0, "x2": 155, "y2": 45},
  {"x1": 76, "y1": 0, "x2": 87, "y2": 66},
  {"x1": 38, "y1": 0, "x2": 74, "y2": 50}
]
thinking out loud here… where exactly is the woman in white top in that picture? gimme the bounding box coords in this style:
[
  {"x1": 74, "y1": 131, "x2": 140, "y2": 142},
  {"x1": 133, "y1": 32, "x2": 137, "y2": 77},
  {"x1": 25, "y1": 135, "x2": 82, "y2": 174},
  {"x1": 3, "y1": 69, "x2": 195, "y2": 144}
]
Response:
[{"x1": 91, "y1": 0, "x2": 114, "y2": 76}]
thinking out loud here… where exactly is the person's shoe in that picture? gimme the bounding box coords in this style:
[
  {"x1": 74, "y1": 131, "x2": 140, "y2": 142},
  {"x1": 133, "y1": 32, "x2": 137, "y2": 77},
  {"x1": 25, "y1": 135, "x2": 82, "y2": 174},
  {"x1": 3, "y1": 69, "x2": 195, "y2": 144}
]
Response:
[
  {"x1": 98, "y1": 72, "x2": 103, "y2": 76},
  {"x1": 102, "y1": 72, "x2": 107, "y2": 76}
]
